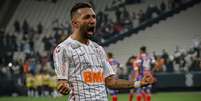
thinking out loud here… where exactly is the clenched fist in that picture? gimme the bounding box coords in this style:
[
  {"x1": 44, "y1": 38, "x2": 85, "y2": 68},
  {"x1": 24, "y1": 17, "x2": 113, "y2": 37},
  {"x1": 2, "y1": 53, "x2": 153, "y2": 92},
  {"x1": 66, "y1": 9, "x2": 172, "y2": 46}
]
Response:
[
  {"x1": 140, "y1": 74, "x2": 156, "y2": 86},
  {"x1": 57, "y1": 80, "x2": 71, "y2": 95}
]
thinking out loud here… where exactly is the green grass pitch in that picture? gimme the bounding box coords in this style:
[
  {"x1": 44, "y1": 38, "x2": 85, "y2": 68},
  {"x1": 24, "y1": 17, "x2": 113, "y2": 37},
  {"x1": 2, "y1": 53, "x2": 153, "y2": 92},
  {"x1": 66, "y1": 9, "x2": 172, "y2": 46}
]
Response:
[{"x1": 0, "y1": 92, "x2": 201, "y2": 101}]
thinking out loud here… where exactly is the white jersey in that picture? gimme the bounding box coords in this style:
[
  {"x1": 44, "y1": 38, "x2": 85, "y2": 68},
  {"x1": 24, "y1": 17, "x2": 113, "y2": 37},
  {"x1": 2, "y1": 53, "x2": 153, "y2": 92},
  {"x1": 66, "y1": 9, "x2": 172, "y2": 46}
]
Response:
[
  {"x1": 135, "y1": 53, "x2": 155, "y2": 71},
  {"x1": 53, "y1": 37, "x2": 115, "y2": 101},
  {"x1": 108, "y1": 59, "x2": 120, "y2": 74}
]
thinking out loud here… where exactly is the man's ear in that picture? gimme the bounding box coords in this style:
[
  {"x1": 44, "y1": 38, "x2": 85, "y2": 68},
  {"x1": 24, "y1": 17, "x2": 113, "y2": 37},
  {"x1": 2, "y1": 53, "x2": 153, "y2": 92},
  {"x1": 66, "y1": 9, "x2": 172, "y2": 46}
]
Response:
[{"x1": 72, "y1": 19, "x2": 78, "y2": 28}]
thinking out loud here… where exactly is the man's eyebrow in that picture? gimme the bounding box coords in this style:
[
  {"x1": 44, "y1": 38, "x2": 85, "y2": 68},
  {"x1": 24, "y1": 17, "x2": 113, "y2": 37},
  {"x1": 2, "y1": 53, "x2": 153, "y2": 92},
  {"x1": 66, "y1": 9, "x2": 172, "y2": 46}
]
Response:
[{"x1": 82, "y1": 14, "x2": 96, "y2": 19}]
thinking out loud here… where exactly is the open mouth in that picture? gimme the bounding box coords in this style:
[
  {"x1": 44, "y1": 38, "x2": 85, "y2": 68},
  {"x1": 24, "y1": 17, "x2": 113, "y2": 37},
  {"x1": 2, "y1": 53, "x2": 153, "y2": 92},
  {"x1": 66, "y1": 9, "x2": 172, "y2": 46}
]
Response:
[{"x1": 86, "y1": 26, "x2": 95, "y2": 35}]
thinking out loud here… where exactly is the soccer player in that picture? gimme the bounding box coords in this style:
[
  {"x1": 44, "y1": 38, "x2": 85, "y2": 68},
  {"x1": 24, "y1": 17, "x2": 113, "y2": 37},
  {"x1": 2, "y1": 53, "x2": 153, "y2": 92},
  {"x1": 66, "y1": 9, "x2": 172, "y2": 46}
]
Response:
[
  {"x1": 53, "y1": 2, "x2": 155, "y2": 101},
  {"x1": 26, "y1": 73, "x2": 35, "y2": 96},
  {"x1": 129, "y1": 46, "x2": 156, "y2": 101},
  {"x1": 34, "y1": 73, "x2": 43, "y2": 96},
  {"x1": 49, "y1": 74, "x2": 60, "y2": 97},
  {"x1": 107, "y1": 52, "x2": 120, "y2": 101},
  {"x1": 128, "y1": 56, "x2": 137, "y2": 101}
]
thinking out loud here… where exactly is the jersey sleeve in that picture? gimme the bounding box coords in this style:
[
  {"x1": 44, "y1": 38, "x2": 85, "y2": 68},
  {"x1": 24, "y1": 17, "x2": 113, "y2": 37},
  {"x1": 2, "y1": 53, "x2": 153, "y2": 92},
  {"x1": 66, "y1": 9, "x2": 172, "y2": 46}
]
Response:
[
  {"x1": 53, "y1": 45, "x2": 70, "y2": 80},
  {"x1": 99, "y1": 47, "x2": 115, "y2": 78}
]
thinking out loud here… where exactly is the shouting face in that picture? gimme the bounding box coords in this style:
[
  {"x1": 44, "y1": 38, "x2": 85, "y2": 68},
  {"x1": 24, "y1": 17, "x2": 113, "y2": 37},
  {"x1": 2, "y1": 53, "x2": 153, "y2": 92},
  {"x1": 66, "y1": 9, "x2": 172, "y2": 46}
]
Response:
[{"x1": 72, "y1": 7, "x2": 96, "y2": 39}]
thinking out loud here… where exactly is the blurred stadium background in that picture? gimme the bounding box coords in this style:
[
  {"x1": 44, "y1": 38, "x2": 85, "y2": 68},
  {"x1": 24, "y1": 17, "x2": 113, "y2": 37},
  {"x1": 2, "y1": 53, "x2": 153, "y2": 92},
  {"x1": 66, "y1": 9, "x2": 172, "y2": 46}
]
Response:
[{"x1": 0, "y1": 0, "x2": 201, "y2": 101}]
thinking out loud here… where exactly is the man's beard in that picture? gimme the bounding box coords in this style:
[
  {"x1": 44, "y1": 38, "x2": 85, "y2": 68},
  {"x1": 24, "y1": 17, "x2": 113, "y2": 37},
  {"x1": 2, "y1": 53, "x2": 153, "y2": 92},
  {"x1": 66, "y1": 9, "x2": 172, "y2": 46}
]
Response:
[{"x1": 80, "y1": 25, "x2": 95, "y2": 39}]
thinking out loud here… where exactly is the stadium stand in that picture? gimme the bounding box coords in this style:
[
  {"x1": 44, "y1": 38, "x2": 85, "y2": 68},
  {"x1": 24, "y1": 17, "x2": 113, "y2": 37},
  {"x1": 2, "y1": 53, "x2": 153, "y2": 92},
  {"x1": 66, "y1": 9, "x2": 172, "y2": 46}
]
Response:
[{"x1": 106, "y1": 0, "x2": 201, "y2": 65}]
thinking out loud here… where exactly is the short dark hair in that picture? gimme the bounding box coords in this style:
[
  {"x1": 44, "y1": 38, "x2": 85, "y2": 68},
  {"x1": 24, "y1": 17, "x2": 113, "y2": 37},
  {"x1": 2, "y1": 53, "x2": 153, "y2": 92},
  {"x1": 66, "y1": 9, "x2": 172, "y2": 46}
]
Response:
[
  {"x1": 70, "y1": 2, "x2": 92, "y2": 19},
  {"x1": 140, "y1": 46, "x2": 146, "y2": 52},
  {"x1": 107, "y1": 52, "x2": 113, "y2": 58}
]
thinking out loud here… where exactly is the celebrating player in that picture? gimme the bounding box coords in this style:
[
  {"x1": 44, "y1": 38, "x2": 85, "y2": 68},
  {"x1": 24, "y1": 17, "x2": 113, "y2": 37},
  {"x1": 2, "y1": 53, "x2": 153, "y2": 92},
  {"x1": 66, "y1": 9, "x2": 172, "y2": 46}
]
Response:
[{"x1": 53, "y1": 2, "x2": 155, "y2": 101}]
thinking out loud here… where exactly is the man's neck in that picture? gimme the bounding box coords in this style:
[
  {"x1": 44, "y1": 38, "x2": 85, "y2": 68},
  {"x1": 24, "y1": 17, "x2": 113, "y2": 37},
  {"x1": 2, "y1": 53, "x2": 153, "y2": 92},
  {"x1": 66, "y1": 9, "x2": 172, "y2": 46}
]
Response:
[{"x1": 71, "y1": 31, "x2": 89, "y2": 45}]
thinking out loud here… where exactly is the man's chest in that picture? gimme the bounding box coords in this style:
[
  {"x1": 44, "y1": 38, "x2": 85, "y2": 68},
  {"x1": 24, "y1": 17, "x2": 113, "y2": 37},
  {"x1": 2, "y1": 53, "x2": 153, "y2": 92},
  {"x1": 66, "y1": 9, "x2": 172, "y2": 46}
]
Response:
[{"x1": 70, "y1": 46, "x2": 104, "y2": 68}]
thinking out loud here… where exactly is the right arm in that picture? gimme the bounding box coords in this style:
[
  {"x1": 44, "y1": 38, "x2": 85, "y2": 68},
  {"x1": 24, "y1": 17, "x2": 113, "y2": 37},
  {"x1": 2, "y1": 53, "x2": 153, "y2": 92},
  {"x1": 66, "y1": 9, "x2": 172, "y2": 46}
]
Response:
[{"x1": 53, "y1": 45, "x2": 71, "y2": 95}]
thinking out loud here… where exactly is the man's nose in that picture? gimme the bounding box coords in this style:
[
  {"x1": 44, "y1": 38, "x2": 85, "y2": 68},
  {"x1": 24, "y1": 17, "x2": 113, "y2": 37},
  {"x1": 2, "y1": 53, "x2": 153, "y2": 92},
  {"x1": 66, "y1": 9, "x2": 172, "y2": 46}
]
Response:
[{"x1": 89, "y1": 17, "x2": 96, "y2": 25}]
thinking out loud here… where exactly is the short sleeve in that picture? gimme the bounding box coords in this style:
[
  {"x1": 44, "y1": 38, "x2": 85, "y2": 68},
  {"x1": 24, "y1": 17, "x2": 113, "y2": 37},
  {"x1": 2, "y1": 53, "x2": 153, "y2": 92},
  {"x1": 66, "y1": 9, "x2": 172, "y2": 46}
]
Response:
[
  {"x1": 53, "y1": 45, "x2": 69, "y2": 80},
  {"x1": 99, "y1": 47, "x2": 115, "y2": 78}
]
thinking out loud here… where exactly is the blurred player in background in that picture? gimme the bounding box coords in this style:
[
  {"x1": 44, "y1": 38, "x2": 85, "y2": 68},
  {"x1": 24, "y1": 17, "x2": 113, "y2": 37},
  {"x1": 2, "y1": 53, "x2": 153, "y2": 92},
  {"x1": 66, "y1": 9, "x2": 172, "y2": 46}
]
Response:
[
  {"x1": 53, "y1": 2, "x2": 155, "y2": 101},
  {"x1": 49, "y1": 74, "x2": 60, "y2": 97},
  {"x1": 129, "y1": 46, "x2": 156, "y2": 101},
  {"x1": 26, "y1": 72, "x2": 59, "y2": 97},
  {"x1": 34, "y1": 73, "x2": 43, "y2": 97},
  {"x1": 26, "y1": 73, "x2": 35, "y2": 96},
  {"x1": 107, "y1": 52, "x2": 120, "y2": 101},
  {"x1": 128, "y1": 55, "x2": 137, "y2": 101}
]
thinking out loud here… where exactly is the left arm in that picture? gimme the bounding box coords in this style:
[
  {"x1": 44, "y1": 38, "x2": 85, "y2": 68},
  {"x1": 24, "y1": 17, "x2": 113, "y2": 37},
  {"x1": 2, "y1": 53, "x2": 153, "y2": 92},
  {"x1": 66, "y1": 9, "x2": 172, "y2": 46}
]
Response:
[
  {"x1": 105, "y1": 74, "x2": 155, "y2": 90},
  {"x1": 99, "y1": 46, "x2": 155, "y2": 90},
  {"x1": 105, "y1": 75, "x2": 135, "y2": 89}
]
